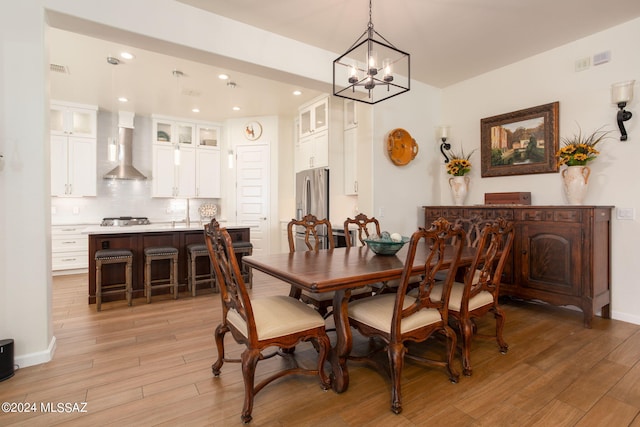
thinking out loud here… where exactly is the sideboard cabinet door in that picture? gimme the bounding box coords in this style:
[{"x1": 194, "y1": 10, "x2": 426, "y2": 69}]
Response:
[{"x1": 516, "y1": 222, "x2": 582, "y2": 297}]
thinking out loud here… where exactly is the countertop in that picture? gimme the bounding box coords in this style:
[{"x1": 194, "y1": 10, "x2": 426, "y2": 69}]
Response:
[{"x1": 82, "y1": 221, "x2": 248, "y2": 235}]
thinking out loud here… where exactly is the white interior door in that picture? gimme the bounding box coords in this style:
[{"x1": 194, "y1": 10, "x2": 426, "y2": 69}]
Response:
[{"x1": 236, "y1": 144, "x2": 270, "y2": 255}]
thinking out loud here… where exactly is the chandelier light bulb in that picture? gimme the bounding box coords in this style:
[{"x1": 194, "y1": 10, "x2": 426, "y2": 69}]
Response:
[
  {"x1": 383, "y1": 58, "x2": 393, "y2": 82},
  {"x1": 348, "y1": 65, "x2": 358, "y2": 84},
  {"x1": 368, "y1": 50, "x2": 378, "y2": 76}
]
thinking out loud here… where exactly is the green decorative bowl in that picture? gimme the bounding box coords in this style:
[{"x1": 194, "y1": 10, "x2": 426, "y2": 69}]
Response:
[{"x1": 364, "y1": 236, "x2": 410, "y2": 255}]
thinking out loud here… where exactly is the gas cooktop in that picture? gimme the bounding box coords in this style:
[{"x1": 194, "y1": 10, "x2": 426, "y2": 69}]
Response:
[{"x1": 101, "y1": 217, "x2": 151, "y2": 227}]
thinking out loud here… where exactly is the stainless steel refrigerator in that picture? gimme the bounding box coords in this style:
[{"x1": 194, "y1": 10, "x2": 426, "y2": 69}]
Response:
[{"x1": 294, "y1": 167, "x2": 330, "y2": 251}]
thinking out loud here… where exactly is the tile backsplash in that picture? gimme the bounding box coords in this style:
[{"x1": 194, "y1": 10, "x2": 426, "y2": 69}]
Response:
[{"x1": 51, "y1": 112, "x2": 220, "y2": 225}]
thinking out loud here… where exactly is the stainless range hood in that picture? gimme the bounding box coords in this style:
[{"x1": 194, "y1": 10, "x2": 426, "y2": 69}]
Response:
[{"x1": 103, "y1": 112, "x2": 147, "y2": 180}]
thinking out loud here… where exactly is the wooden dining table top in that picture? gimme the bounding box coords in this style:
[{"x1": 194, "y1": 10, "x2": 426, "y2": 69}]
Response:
[{"x1": 242, "y1": 243, "x2": 476, "y2": 293}]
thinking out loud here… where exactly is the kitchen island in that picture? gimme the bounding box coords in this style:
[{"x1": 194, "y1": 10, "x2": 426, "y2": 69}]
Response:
[{"x1": 83, "y1": 222, "x2": 250, "y2": 304}]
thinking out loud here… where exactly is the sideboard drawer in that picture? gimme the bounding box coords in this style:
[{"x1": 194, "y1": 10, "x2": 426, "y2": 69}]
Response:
[
  {"x1": 554, "y1": 209, "x2": 581, "y2": 222},
  {"x1": 517, "y1": 209, "x2": 553, "y2": 221}
]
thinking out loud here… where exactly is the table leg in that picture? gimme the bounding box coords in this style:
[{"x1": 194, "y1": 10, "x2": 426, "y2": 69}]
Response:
[{"x1": 330, "y1": 289, "x2": 352, "y2": 393}]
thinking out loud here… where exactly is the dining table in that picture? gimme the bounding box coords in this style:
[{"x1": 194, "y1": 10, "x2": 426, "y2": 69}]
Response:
[{"x1": 242, "y1": 242, "x2": 476, "y2": 393}]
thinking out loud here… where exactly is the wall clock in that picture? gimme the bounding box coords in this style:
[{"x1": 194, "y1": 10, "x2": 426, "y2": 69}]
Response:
[
  {"x1": 244, "y1": 121, "x2": 262, "y2": 141},
  {"x1": 387, "y1": 128, "x2": 418, "y2": 166}
]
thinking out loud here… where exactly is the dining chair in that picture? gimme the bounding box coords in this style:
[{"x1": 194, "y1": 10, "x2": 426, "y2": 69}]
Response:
[
  {"x1": 204, "y1": 219, "x2": 331, "y2": 424},
  {"x1": 344, "y1": 213, "x2": 381, "y2": 247},
  {"x1": 287, "y1": 213, "x2": 335, "y2": 252},
  {"x1": 347, "y1": 217, "x2": 465, "y2": 415},
  {"x1": 439, "y1": 217, "x2": 515, "y2": 376},
  {"x1": 287, "y1": 214, "x2": 372, "y2": 317}
]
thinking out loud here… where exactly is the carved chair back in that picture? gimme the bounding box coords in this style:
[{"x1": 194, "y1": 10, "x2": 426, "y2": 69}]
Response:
[
  {"x1": 463, "y1": 217, "x2": 515, "y2": 307},
  {"x1": 204, "y1": 219, "x2": 257, "y2": 345},
  {"x1": 344, "y1": 213, "x2": 381, "y2": 247},
  {"x1": 392, "y1": 218, "x2": 466, "y2": 335},
  {"x1": 287, "y1": 214, "x2": 335, "y2": 252}
]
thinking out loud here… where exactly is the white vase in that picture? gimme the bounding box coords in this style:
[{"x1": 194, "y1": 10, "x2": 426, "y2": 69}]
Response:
[
  {"x1": 449, "y1": 176, "x2": 470, "y2": 206},
  {"x1": 562, "y1": 165, "x2": 590, "y2": 205}
]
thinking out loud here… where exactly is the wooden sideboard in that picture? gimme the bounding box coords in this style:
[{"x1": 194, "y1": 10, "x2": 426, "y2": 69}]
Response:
[
  {"x1": 87, "y1": 226, "x2": 250, "y2": 304},
  {"x1": 423, "y1": 205, "x2": 613, "y2": 328}
]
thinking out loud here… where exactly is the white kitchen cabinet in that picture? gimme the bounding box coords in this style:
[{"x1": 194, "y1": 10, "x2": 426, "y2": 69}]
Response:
[
  {"x1": 152, "y1": 144, "x2": 196, "y2": 198},
  {"x1": 196, "y1": 124, "x2": 220, "y2": 149},
  {"x1": 152, "y1": 117, "x2": 221, "y2": 198},
  {"x1": 51, "y1": 225, "x2": 89, "y2": 273},
  {"x1": 153, "y1": 117, "x2": 195, "y2": 146},
  {"x1": 344, "y1": 127, "x2": 358, "y2": 195},
  {"x1": 151, "y1": 144, "x2": 176, "y2": 197},
  {"x1": 177, "y1": 146, "x2": 196, "y2": 197},
  {"x1": 50, "y1": 101, "x2": 97, "y2": 138},
  {"x1": 343, "y1": 99, "x2": 358, "y2": 130},
  {"x1": 196, "y1": 148, "x2": 221, "y2": 198},
  {"x1": 195, "y1": 125, "x2": 221, "y2": 197},
  {"x1": 299, "y1": 95, "x2": 329, "y2": 138},
  {"x1": 51, "y1": 135, "x2": 97, "y2": 197},
  {"x1": 295, "y1": 95, "x2": 330, "y2": 172},
  {"x1": 296, "y1": 130, "x2": 329, "y2": 172}
]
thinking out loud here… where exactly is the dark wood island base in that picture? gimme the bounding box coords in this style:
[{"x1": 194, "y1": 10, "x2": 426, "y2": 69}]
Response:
[{"x1": 86, "y1": 225, "x2": 250, "y2": 304}]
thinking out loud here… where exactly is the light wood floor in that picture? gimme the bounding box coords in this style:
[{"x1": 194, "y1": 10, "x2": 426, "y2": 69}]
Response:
[{"x1": 2, "y1": 273, "x2": 640, "y2": 426}]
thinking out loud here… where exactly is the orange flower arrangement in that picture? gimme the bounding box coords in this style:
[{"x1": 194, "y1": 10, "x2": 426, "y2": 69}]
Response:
[{"x1": 556, "y1": 126, "x2": 611, "y2": 167}]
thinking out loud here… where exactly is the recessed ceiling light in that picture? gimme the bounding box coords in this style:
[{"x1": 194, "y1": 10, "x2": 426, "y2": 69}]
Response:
[
  {"x1": 232, "y1": 106, "x2": 240, "y2": 111},
  {"x1": 120, "y1": 52, "x2": 134, "y2": 60},
  {"x1": 118, "y1": 97, "x2": 128, "y2": 102},
  {"x1": 293, "y1": 90, "x2": 302, "y2": 96},
  {"x1": 218, "y1": 74, "x2": 229, "y2": 80},
  {"x1": 192, "y1": 108, "x2": 200, "y2": 113}
]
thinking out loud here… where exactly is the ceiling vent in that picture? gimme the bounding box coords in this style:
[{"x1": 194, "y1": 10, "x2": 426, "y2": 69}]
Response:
[
  {"x1": 49, "y1": 63, "x2": 69, "y2": 74},
  {"x1": 182, "y1": 88, "x2": 202, "y2": 97}
]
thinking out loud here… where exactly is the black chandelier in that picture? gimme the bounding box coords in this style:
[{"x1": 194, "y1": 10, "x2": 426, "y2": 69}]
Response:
[{"x1": 333, "y1": 0, "x2": 410, "y2": 105}]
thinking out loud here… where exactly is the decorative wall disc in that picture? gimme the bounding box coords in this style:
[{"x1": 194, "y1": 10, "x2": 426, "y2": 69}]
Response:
[{"x1": 386, "y1": 128, "x2": 418, "y2": 166}]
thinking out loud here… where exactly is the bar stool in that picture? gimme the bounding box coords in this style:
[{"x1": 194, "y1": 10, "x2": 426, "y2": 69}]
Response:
[
  {"x1": 95, "y1": 249, "x2": 133, "y2": 312},
  {"x1": 232, "y1": 241, "x2": 253, "y2": 288},
  {"x1": 187, "y1": 243, "x2": 216, "y2": 296},
  {"x1": 144, "y1": 246, "x2": 179, "y2": 303}
]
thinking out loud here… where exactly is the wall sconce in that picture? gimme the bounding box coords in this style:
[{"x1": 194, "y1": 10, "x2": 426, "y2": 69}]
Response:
[
  {"x1": 611, "y1": 80, "x2": 635, "y2": 141},
  {"x1": 437, "y1": 126, "x2": 451, "y2": 163}
]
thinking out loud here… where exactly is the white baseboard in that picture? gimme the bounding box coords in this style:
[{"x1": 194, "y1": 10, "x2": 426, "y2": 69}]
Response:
[
  {"x1": 611, "y1": 311, "x2": 640, "y2": 326},
  {"x1": 14, "y1": 336, "x2": 57, "y2": 369}
]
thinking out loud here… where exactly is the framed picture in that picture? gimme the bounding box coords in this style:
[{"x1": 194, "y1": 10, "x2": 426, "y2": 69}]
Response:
[{"x1": 480, "y1": 102, "x2": 559, "y2": 177}]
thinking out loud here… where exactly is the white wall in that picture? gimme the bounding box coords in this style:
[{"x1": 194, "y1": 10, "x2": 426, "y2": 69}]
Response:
[
  {"x1": 0, "y1": 1, "x2": 55, "y2": 366},
  {"x1": 441, "y1": 18, "x2": 640, "y2": 324},
  {"x1": 370, "y1": 82, "x2": 444, "y2": 236}
]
